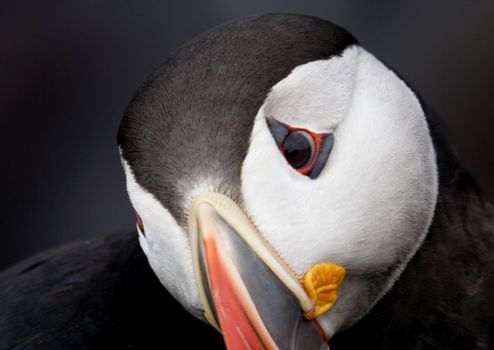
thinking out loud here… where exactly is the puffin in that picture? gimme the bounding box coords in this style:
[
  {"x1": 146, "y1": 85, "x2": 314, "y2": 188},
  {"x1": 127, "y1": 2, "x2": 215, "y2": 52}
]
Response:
[{"x1": 1, "y1": 14, "x2": 493, "y2": 350}]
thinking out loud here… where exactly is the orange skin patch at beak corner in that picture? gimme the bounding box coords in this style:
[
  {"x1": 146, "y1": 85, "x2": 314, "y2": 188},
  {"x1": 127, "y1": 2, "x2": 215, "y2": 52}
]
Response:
[{"x1": 303, "y1": 262, "x2": 346, "y2": 320}]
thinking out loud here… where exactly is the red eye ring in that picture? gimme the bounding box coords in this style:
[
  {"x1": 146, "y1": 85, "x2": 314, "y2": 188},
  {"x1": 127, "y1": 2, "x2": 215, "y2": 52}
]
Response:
[
  {"x1": 267, "y1": 118, "x2": 333, "y2": 179},
  {"x1": 135, "y1": 211, "x2": 145, "y2": 235},
  {"x1": 280, "y1": 126, "x2": 322, "y2": 176}
]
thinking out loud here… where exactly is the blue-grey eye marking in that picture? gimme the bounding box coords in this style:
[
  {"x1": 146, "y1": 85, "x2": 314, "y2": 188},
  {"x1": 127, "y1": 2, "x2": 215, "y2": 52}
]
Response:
[
  {"x1": 267, "y1": 118, "x2": 289, "y2": 146},
  {"x1": 267, "y1": 117, "x2": 334, "y2": 180},
  {"x1": 308, "y1": 134, "x2": 334, "y2": 179}
]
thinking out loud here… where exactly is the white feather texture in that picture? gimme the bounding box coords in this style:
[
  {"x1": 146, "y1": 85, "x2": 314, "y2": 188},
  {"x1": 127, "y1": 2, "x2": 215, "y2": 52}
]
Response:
[
  {"x1": 121, "y1": 159, "x2": 203, "y2": 318},
  {"x1": 121, "y1": 45, "x2": 438, "y2": 338},
  {"x1": 241, "y1": 46, "x2": 438, "y2": 334},
  {"x1": 264, "y1": 46, "x2": 359, "y2": 133}
]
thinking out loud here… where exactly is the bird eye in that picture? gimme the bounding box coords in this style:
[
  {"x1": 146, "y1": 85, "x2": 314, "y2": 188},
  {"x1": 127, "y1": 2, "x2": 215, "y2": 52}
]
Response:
[
  {"x1": 267, "y1": 118, "x2": 334, "y2": 179},
  {"x1": 282, "y1": 131, "x2": 315, "y2": 170},
  {"x1": 135, "y1": 211, "x2": 145, "y2": 236}
]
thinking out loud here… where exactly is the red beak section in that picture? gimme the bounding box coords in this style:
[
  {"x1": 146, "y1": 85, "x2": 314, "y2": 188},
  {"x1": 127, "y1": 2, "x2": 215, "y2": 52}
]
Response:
[
  {"x1": 203, "y1": 234, "x2": 275, "y2": 349},
  {"x1": 189, "y1": 194, "x2": 330, "y2": 350}
]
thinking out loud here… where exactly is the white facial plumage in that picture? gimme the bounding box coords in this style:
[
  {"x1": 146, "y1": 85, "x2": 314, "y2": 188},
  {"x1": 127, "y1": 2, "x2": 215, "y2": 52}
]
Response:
[
  {"x1": 122, "y1": 45, "x2": 438, "y2": 336},
  {"x1": 241, "y1": 45, "x2": 438, "y2": 334},
  {"x1": 121, "y1": 159, "x2": 203, "y2": 317}
]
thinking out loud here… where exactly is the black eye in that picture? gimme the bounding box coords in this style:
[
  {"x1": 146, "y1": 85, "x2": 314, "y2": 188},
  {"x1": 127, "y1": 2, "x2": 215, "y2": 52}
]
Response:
[
  {"x1": 267, "y1": 118, "x2": 334, "y2": 179},
  {"x1": 282, "y1": 131, "x2": 315, "y2": 170}
]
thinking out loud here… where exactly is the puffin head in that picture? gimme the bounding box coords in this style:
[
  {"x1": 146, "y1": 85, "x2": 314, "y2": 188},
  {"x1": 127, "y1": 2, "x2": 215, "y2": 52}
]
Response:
[{"x1": 118, "y1": 14, "x2": 438, "y2": 348}]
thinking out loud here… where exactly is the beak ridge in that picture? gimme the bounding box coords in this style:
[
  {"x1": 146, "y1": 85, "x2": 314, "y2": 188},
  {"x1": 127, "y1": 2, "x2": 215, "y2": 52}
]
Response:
[{"x1": 188, "y1": 193, "x2": 338, "y2": 350}]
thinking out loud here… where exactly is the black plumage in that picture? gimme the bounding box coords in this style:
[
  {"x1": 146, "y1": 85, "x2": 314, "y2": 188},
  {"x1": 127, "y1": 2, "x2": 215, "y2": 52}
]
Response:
[
  {"x1": 2, "y1": 129, "x2": 492, "y2": 349},
  {"x1": 330, "y1": 106, "x2": 494, "y2": 349},
  {"x1": 0, "y1": 232, "x2": 225, "y2": 349},
  {"x1": 332, "y1": 168, "x2": 494, "y2": 349},
  {"x1": 117, "y1": 14, "x2": 356, "y2": 223},
  {"x1": 2, "y1": 14, "x2": 494, "y2": 350}
]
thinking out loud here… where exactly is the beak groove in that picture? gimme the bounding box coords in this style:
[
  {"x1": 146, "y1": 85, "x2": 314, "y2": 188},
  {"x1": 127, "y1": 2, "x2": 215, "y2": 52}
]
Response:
[{"x1": 188, "y1": 192, "x2": 339, "y2": 350}]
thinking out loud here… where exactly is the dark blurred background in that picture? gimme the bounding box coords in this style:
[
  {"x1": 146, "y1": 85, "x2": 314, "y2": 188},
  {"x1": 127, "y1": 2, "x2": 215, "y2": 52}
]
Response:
[{"x1": 1, "y1": 1, "x2": 493, "y2": 270}]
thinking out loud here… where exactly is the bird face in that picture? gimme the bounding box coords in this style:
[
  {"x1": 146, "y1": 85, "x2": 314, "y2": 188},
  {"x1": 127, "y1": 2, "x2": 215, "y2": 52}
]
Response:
[{"x1": 118, "y1": 15, "x2": 438, "y2": 349}]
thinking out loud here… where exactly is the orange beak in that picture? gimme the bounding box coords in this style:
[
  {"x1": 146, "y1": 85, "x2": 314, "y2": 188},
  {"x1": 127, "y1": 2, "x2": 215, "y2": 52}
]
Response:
[{"x1": 188, "y1": 193, "x2": 335, "y2": 350}]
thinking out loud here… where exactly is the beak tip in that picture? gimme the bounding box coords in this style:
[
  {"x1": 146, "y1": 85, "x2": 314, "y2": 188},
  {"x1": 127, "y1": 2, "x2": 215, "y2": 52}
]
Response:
[{"x1": 190, "y1": 193, "x2": 341, "y2": 349}]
